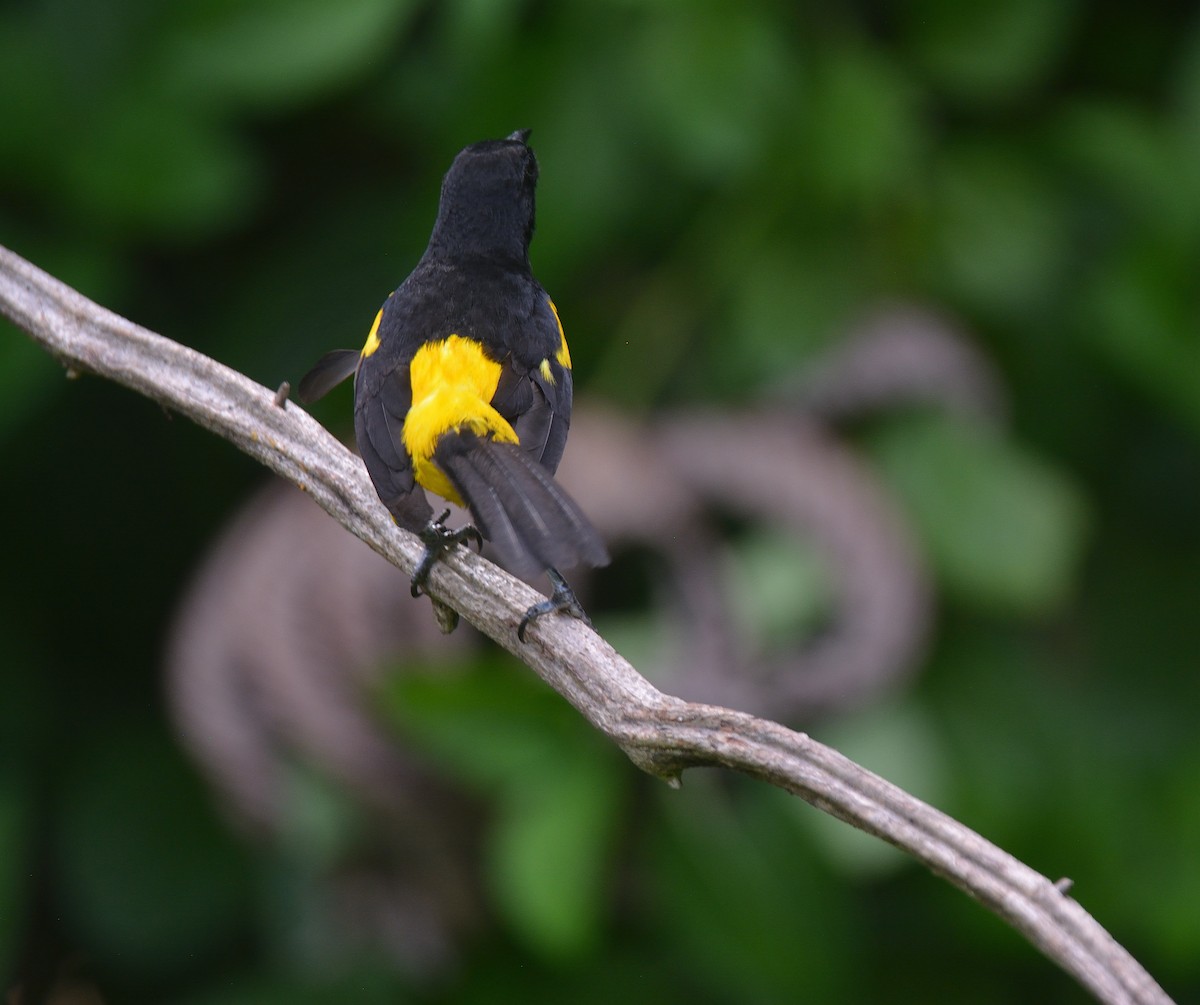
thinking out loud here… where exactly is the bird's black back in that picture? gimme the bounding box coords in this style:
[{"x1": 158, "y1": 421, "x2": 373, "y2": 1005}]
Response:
[{"x1": 304, "y1": 131, "x2": 605, "y2": 577}]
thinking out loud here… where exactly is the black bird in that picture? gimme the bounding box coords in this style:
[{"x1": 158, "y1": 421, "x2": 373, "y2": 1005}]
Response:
[{"x1": 299, "y1": 130, "x2": 608, "y2": 638}]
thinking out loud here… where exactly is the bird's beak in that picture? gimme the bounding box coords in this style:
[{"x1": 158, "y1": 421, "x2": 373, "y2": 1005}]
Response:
[{"x1": 507, "y1": 128, "x2": 532, "y2": 144}]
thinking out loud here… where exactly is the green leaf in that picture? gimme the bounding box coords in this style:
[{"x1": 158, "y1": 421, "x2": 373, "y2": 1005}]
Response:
[
  {"x1": 628, "y1": 4, "x2": 796, "y2": 179},
  {"x1": 1135, "y1": 745, "x2": 1200, "y2": 965},
  {"x1": 805, "y1": 45, "x2": 925, "y2": 210},
  {"x1": 382, "y1": 662, "x2": 586, "y2": 787},
  {"x1": 724, "y1": 240, "x2": 865, "y2": 389},
  {"x1": 382, "y1": 664, "x2": 624, "y2": 957},
  {"x1": 725, "y1": 527, "x2": 836, "y2": 651},
  {"x1": 1058, "y1": 101, "x2": 1200, "y2": 243},
  {"x1": 906, "y1": 0, "x2": 1077, "y2": 105},
  {"x1": 0, "y1": 18, "x2": 67, "y2": 189},
  {"x1": 62, "y1": 96, "x2": 259, "y2": 240},
  {"x1": 0, "y1": 774, "x2": 31, "y2": 982},
  {"x1": 56, "y1": 727, "x2": 252, "y2": 974},
  {"x1": 489, "y1": 753, "x2": 622, "y2": 958},
  {"x1": 1176, "y1": 16, "x2": 1200, "y2": 156},
  {"x1": 175, "y1": 964, "x2": 405, "y2": 1005},
  {"x1": 164, "y1": 0, "x2": 418, "y2": 110},
  {"x1": 647, "y1": 780, "x2": 852, "y2": 1002},
  {"x1": 0, "y1": 329, "x2": 59, "y2": 443},
  {"x1": 868, "y1": 413, "x2": 1089, "y2": 613},
  {"x1": 931, "y1": 142, "x2": 1067, "y2": 314},
  {"x1": 1083, "y1": 243, "x2": 1200, "y2": 438}
]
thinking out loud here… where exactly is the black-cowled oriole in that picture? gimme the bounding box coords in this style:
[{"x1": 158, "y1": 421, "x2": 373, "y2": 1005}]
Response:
[{"x1": 299, "y1": 130, "x2": 608, "y2": 638}]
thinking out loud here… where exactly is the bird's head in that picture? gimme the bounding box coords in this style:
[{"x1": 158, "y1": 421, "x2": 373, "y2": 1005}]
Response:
[{"x1": 428, "y1": 129, "x2": 539, "y2": 264}]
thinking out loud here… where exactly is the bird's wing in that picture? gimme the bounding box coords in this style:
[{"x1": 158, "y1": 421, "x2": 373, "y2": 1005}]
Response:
[
  {"x1": 489, "y1": 296, "x2": 573, "y2": 474},
  {"x1": 354, "y1": 362, "x2": 434, "y2": 533}
]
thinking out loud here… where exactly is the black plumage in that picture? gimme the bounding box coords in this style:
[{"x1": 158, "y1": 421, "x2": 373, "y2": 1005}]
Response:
[{"x1": 300, "y1": 131, "x2": 607, "y2": 619}]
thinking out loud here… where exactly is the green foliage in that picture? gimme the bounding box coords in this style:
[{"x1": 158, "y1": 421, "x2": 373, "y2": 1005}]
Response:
[
  {"x1": 382, "y1": 663, "x2": 624, "y2": 959},
  {"x1": 3, "y1": 0, "x2": 1200, "y2": 1002},
  {"x1": 0, "y1": 773, "x2": 31, "y2": 982},
  {"x1": 163, "y1": 0, "x2": 419, "y2": 111},
  {"x1": 725, "y1": 528, "x2": 836, "y2": 649},
  {"x1": 644, "y1": 779, "x2": 855, "y2": 1003},
  {"x1": 803, "y1": 43, "x2": 925, "y2": 211},
  {"x1": 1085, "y1": 242, "x2": 1200, "y2": 437},
  {"x1": 623, "y1": 3, "x2": 796, "y2": 181},
  {"x1": 55, "y1": 728, "x2": 253, "y2": 975},
  {"x1": 0, "y1": 334, "x2": 59, "y2": 442},
  {"x1": 63, "y1": 96, "x2": 260, "y2": 239},
  {"x1": 868, "y1": 412, "x2": 1089, "y2": 614},
  {"x1": 176, "y1": 965, "x2": 411, "y2": 1005},
  {"x1": 907, "y1": 0, "x2": 1076, "y2": 104},
  {"x1": 930, "y1": 141, "x2": 1068, "y2": 314}
]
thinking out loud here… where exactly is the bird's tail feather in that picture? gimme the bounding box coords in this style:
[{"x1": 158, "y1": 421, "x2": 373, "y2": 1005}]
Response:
[{"x1": 434, "y1": 431, "x2": 608, "y2": 579}]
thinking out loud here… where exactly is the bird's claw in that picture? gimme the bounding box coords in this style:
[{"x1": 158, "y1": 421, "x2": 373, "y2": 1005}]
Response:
[
  {"x1": 517, "y1": 568, "x2": 591, "y2": 642},
  {"x1": 411, "y1": 509, "x2": 483, "y2": 598}
]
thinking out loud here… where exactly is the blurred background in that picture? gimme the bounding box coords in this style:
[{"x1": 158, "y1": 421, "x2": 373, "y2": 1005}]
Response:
[{"x1": 3, "y1": 1, "x2": 1200, "y2": 1002}]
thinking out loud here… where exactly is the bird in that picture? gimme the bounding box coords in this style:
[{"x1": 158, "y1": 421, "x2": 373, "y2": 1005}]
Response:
[{"x1": 298, "y1": 129, "x2": 608, "y2": 640}]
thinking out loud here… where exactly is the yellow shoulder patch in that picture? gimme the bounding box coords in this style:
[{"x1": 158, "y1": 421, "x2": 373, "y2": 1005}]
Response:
[
  {"x1": 361, "y1": 308, "x2": 383, "y2": 358},
  {"x1": 548, "y1": 298, "x2": 571, "y2": 369}
]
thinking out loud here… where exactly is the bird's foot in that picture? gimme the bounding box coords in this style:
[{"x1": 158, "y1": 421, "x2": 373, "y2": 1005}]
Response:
[
  {"x1": 411, "y1": 509, "x2": 483, "y2": 599},
  {"x1": 518, "y1": 568, "x2": 591, "y2": 642}
]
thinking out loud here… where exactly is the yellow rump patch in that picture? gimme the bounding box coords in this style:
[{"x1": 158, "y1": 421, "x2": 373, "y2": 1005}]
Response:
[
  {"x1": 361, "y1": 308, "x2": 383, "y2": 358},
  {"x1": 402, "y1": 335, "x2": 519, "y2": 504},
  {"x1": 548, "y1": 298, "x2": 571, "y2": 369}
]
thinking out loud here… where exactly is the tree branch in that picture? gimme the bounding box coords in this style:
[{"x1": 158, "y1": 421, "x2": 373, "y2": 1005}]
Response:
[{"x1": 0, "y1": 243, "x2": 1173, "y2": 1005}]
